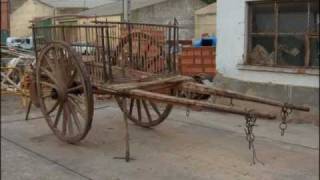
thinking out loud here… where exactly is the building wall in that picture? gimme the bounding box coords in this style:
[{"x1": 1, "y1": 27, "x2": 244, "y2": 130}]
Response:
[
  {"x1": 215, "y1": 0, "x2": 319, "y2": 124},
  {"x1": 216, "y1": 0, "x2": 319, "y2": 88},
  {"x1": 10, "y1": 0, "x2": 54, "y2": 37},
  {"x1": 131, "y1": 0, "x2": 207, "y2": 40},
  {"x1": 195, "y1": 13, "x2": 216, "y2": 38}
]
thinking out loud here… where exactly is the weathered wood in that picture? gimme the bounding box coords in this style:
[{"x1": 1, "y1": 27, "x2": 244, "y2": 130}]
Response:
[
  {"x1": 115, "y1": 96, "x2": 173, "y2": 128},
  {"x1": 124, "y1": 89, "x2": 276, "y2": 119},
  {"x1": 136, "y1": 99, "x2": 142, "y2": 122},
  {"x1": 180, "y1": 82, "x2": 310, "y2": 112},
  {"x1": 142, "y1": 100, "x2": 152, "y2": 122},
  {"x1": 106, "y1": 75, "x2": 193, "y2": 92}
]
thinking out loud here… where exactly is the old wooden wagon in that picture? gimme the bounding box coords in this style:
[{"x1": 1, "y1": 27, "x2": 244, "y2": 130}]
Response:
[{"x1": 29, "y1": 20, "x2": 309, "y2": 163}]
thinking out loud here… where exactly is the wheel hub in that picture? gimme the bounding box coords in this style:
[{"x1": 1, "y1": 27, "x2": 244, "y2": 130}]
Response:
[{"x1": 54, "y1": 84, "x2": 68, "y2": 102}]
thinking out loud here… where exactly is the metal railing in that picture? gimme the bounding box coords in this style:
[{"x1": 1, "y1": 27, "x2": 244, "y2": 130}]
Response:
[{"x1": 32, "y1": 20, "x2": 179, "y2": 83}]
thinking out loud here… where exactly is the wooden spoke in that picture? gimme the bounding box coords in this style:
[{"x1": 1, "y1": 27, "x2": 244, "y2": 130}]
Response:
[
  {"x1": 62, "y1": 105, "x2": 69, "y2": 135},
  {"x1": 142, "y1": 100, "x2": 152, "y2": 122},
  {"x1": 149, "y1": 101, "x2": 161, "y2": 116},
  {"x1": 67, "y1": 84, "x2": 83, "y2": 93},
  {"x1": 68, "y1": 94, "x2": 85, "y2": 107},
  {"x1": 66, "y1": 103, "x2": 74, "y2": 136},
  {"x1": 116, "y1": 96, "x2": 172, "y2": 128},
  {"x1": 40, "y1": 67, "x2": 59, "y2": 85},
  {"x1": 44, "y1": 54, "x2": 56, "y2": 72},
  {"x1": 67, "y1": 71, "x2": 77, "y2": 87},
  {"x1": 46, "y1": 100, "x2": 59, "y2": 115},
  {"x1": 68, "y1": 102, "x2": 82, "y2": 132},
  {"x1": 41, "y1": 93, "x2": 52, "y2": 99},
  {"x1": 39, "y1": 81, "x2": 56, "y2": 89},
  {"x1": 53, "y1": 47, "x2": 60, "y2": 63},
  {"x1": 54, "y1": 104, "x2": 63, "y2": 128},
  {"x1": 129, "y1": 98, "x2": 134, "y2": 115},
  {"x1": 136, "y1": 99, "x2": 142, "y2": 122},
  {"x1": 68, "y1": 95, "x2": 86, "y2": 118}
]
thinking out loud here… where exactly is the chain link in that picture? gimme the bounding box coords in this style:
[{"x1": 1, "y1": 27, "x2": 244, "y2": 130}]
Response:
[
  {"x1": 279, "y1": 103, "x2": 292, "y2": 136},
  {"x1": 185, "y1": 108, "x2": 190, "y2": 121},
  {"x1": 229, "y1": 98, "x2": 234, "y2": 107},
  {"x1": 184, "y1": 89, "x2": 192, "y2": 121},
  {"x1": 244, "y1": 110, "x2": 264, "y2": 165},
  {"x1": 244, "y1": 110, "x2": 256, "y2": 150}
]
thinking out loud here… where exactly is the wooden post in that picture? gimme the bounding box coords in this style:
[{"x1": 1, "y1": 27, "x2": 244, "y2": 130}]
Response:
[{"x1": 114, "y1": 97, "x2": 133, "y2": 162}]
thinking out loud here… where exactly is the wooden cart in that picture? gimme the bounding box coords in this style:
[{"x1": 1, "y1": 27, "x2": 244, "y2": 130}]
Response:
[{"x1": 29, "y1": 21, "x2": 309, "y2": 162}]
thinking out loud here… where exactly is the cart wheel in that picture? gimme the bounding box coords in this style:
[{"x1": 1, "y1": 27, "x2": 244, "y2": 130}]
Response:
[
  {"x1": 116, "y1": 96, "x2": 173, "y2": 128},
  {"x1": 36, "y1": 41, "x2": 94, "y2": 143}
]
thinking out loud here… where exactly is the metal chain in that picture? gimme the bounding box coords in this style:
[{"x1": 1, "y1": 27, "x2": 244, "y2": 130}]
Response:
[
  {"x1": 229, "y1": 98, "x2": 234, "y2": 106},
  {"x1": 185, "y1": 90, "x2": 191, "y2": 121},
  {"x1": 185, "y1": 108, "x2": 190, "y2": 121},
  {"x1": 279, "y1": 103, "x2": 292, "y2": 136},
  {"x1": 244, "y1": 110, "x2": 264, "y2": 165}
]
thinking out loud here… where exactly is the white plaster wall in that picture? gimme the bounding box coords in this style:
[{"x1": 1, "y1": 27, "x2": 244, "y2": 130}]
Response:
[{"x1": 216, "y1": 0, "x2": 319, "y2": 88}]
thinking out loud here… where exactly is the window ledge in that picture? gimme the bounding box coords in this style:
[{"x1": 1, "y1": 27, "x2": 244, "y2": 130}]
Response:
[{"x1": 237, "y1": 64, "x2": 319, "y2": 76}]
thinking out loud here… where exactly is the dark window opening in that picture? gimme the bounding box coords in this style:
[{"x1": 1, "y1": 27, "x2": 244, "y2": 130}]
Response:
[{"x1": 247, "y1": 1, "x2": 319, "y2": 68}]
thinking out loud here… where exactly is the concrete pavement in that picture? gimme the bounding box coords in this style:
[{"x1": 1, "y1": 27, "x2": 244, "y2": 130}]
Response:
[{"x1": 1, "y1": 95, "x2": 319, "y2": 180}]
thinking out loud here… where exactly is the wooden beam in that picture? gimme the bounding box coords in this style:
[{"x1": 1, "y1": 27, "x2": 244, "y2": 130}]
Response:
[
  {"x1": 180, "y1": 82, "x2": 310, "y2": 112},
  {"x1": 124, "y1": 89, "x2": 276, "y2": 119},
  {"x1": 106, "y1": 75, "x2": 193, "y2": 92}
]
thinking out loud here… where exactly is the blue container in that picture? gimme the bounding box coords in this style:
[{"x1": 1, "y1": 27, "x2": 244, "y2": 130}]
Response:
[{"x1": 193, "y1": 36, "x2": 217, "y2": 47}]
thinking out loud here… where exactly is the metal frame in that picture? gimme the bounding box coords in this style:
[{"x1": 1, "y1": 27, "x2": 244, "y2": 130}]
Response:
[{"x1": 32, "y1": 21, "x2": 180, "y2": 85}]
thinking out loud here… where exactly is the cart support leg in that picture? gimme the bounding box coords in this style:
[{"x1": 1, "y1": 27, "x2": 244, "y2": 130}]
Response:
[
  {"x1": 123, "y1": 98, "x2": 130, "y2": 162},
  {"x1": 114, "y1": 97, "x2": 134, "y2": 162},
  {"x1": 25, "y1": 99, "x2": 32, "y2": 121}
]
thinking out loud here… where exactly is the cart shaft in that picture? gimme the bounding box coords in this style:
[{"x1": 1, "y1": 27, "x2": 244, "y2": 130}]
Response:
[
  {"x1": 122, "y1": 89, "x2": 276, "y2": 119},
  {"x1": 180, "y1": 82, "x2": 310, "y2": 112}
]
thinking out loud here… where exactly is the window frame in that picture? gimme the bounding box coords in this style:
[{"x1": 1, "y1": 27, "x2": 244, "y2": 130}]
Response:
[{"x1": 246, "y1": 0, "x2": 319, "y2": 69}]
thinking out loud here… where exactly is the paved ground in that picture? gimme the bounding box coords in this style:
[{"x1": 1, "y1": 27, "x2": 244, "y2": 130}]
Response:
[{"x1": 1, "y1": 95, "x2": 319, "y2": 180}]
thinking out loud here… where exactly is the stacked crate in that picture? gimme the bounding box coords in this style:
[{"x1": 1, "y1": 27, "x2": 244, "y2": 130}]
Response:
[{"x1": 178, "y1": 47, "x2": 216, "y2": 77}]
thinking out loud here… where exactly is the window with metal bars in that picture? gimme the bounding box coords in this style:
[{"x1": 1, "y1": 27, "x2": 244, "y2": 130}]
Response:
[{"x1": 246, "y1": 1, "x2": 319, "y2": 68}]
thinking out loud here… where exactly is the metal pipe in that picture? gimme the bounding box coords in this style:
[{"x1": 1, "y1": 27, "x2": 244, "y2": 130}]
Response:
[
  {"x1": 100, "y1": 27, "x2": 108, "y2": 82},
  {"x1": 105, "y1": 19, "x2": 113, "y2": 81}
]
